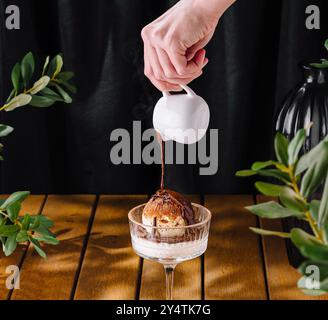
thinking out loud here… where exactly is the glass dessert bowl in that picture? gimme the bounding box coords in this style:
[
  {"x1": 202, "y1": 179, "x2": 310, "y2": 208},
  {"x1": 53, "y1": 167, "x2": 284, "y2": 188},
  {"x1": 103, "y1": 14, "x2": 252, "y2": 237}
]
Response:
[{"x1": 128, "y1": 191, "x2": 211, "y2": 300}]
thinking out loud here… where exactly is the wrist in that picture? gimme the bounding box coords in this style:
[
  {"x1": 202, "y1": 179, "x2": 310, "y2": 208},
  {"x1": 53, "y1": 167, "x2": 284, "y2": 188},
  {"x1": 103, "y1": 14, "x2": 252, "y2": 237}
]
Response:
[{"x1": 193, "y1": 0, "x2": 235, "y2": 20}]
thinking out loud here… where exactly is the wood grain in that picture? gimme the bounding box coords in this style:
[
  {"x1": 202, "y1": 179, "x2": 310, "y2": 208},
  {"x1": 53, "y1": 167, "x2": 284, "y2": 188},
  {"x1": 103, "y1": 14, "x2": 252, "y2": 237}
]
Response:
[
  {"x1": 11, "y1": 195, "x2": 96, "y2": 300},
  {"x1": 74, "y1": 195, "x2": 147, "y2": 300},
  {"x1": 0, "y1": 195, "x2": 45, "y2": 300},
  {"x1": 258, "y1": 196, "x2": 328, "y2": 300},
  {"x1": 139, "y1": 195, "x2": 202, "y2": 300},
  {"x1": 204, "y1": 195, "x2": 267, "y2": 300}
]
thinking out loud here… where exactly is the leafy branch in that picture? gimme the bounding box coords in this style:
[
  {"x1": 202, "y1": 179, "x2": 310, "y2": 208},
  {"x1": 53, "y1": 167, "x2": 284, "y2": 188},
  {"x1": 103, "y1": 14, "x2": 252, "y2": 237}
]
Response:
[
  {"x1": 0, "y1": 52, "x2": 75, "y2": 258},
  {"x1": 236, "y1": 126, "x2": 328, "y2": 295},
  {"x1": 0, "y1": 191, "x2": 58, "y2": 258},
  {"x1": 1, "y1": 52, "x2": 76, "y2": 112}
]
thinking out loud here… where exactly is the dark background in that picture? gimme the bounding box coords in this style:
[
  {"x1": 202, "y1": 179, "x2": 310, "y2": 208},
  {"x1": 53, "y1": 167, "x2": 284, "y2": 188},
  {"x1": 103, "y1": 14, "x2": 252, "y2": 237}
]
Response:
[{"x1": 0, "y1": 0, "x2": 327, "y2": 194}]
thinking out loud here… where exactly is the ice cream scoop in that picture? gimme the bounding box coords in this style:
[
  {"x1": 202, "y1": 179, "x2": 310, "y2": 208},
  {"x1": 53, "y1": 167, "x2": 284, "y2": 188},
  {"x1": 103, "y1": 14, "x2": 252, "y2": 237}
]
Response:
[{"x1": 142, "y1": 189, "x2": 195, "y2": 237}]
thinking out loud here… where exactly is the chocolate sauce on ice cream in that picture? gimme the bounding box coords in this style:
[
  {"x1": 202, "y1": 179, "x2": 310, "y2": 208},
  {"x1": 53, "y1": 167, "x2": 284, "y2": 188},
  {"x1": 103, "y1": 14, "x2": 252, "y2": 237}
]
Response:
[{"x1": 143, "y1": 189, "x2": 195, "y2": 226}]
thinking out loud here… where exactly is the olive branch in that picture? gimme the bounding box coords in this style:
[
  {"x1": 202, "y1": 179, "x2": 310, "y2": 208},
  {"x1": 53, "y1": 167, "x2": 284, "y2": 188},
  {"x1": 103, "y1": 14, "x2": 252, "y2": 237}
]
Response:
[
  {"x1": 0, "y1": 52, "x2": 76, "y2": 258},
  {"x1": 236, "y1": 127, "x2": 328, "y2": 296}
]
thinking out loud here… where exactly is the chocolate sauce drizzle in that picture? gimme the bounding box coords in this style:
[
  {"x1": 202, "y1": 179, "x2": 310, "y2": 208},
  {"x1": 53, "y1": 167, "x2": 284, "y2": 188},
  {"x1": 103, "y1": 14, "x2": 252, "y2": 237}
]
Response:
[{"x1": 160, "y1": 137, "x2": 165, "y2": 190}]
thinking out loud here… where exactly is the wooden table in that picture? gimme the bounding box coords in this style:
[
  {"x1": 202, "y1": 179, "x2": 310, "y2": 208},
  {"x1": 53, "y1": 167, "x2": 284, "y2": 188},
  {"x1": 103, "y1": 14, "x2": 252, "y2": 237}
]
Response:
[{"x1": 0, "y1": 194, "x2": 327, "y2": 300}]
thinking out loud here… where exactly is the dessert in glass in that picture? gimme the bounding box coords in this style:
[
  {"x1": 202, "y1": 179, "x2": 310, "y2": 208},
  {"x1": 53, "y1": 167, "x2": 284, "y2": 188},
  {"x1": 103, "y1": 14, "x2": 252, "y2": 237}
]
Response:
[{"x1": 128, "y1": 189, "x2": 211, "y2": 300}]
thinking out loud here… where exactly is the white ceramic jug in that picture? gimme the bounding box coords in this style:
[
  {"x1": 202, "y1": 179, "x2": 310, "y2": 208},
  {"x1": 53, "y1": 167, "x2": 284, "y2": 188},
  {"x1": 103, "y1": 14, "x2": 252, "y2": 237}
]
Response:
[{"x1": 153, "y1": 85, "x2": 210, "y2": 144}]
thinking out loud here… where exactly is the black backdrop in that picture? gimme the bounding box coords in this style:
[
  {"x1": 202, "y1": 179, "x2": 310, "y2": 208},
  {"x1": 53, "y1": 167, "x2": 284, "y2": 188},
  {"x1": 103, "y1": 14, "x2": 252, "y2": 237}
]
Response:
[{"x1": 0, "y1": 0, "x2": 327, "y2": 194}]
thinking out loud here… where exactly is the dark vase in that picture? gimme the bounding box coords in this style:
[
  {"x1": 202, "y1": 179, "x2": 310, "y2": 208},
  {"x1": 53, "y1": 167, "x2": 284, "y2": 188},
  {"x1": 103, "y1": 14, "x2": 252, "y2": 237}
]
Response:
[{"x1": 276, "y1": 60, "x2": 328, "y2": 268}]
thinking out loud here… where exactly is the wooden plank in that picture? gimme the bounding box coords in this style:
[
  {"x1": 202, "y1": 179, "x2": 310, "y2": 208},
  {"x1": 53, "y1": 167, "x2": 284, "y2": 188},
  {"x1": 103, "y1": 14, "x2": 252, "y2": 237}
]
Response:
[
  {"x1": 0, "y1": 195, "x2": 45, "y2": 300},
  {"x1": 258, "y1": 196, "x2": 328, "y2": 300},
  {"x1": 11, "y1": 195, "x2": 96, "y2": 300},
  {"x1": 74, "y1": 195, "x2": 147, "y2": 300},
  {"x1": 139, "y1": 195, "x2": 202, "y2": 300},
  {"x1": 204, "y1": 195, "x2": 267, "y2": 300}
]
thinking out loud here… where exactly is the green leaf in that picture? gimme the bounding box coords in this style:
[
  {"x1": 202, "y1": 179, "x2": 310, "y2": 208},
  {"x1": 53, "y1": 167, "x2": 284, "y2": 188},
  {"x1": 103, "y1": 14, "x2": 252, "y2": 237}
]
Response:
[
  {"x1": 55, "y1": 85, "x2": 72, "y2": 103},
  {"x1": 296, "y1": 140, "x2": 328, "y2": 176},
  {"x1": 235, "y1": 170, "x2": 257, "y2": 177},
  {"x1": 252, "y1": 161, "x2": 276, "y2": 171},
  {"x1": 33, "y1": 226, "x2": 55, "y2": 237},
  {"x1": 29, "y1": 216, "x2": 54, "y2": 235},
  {"x1": 46, "y1": 56, "x2": 57, "y2": 77},
  {"x1": 53, "y1": 55, "x2": 63, "y2": 78},
  {"x1": 325, "y1": 39, "x2": 328, "y2": 52},
  {"x1": 29, "y1": 215, "x2": 41, "y2": 230},
  {"x1": 250, "y1": 227, "x2": 291, "y2": 238},
  {"x1": 280, "y1": 187, "x2": 307, "y2": 212},
  {"x1": 300, "y1": 152, "x2": 328, "y2": 198},
  {"x1": 38, "y1": 216, "x2": 54, "y2": 228},
  {"x1": 288, "y1": 129, "x2": 306, "y2": 165},
  {"x1": 0, "y1": 191, "x2": 30, "y2": 210},
  {"x1": 7, "y1": 202, "x2": 21, "y2": 221},
  {"x1": 0, "y1": 224, "x2": 20, "y2": 237},
  {"x1": 6, "y1": 89, "x2": 16, "y2": 104},
  {"x1": 310, "y1": 200, "x2": 321, "y2": 221},
  {"x1": 47, "y1": 54, "x2": 62, "y2": 78},
  {"x1": 21, "y1": 214, "x2": 31, "y2": 230},
  {"x1": 42, "y1": 56, "x2": 50, "y2": 76},
  {"x1": 246, "y1": 201, "x2": 304, "y2": 219},
  {"x1": 291, "y1": 228, "x2": 328, "y2": 262},
  {"x1": 4, "y1": 233, "x2": 18, "y2": 256},
  {"x1": 16, "y1": 230, "x2": 28, "y2": 243},
  {"x1": 255, "y1": 182, "x2": 283, "y2": 196},
  {"x1": 0, "y1": 236, "x2": 5, "y2": 250},
  {"x1": 275, "y1": 132, "x2": 289, "y2": 165},
  {"x1": 21, "y1": 52, "x2": 35, "y2": 88},
  {"x1": 29, "y1": 236, "x2": 47, "y2": 259},
  {"x1": 0, "y1": 124, "x2": 14, "y2": 138},
  {"x1": 56, "y1": 79, "x2": 77, "y2": 94},
  {"x1": 40, "y1": 87, "x2": 63, "y2": 101},
  {"x1": 11, "y1": 62, "x2": 21, "y2": 92},
  {"x1": 57, "y1": 71, "x2": 74, "y2": 81},
  {"x1": 30, "y1": 95, "x2": 56, "y2": 108},
  {"x1": 311, "y1": 63, "x2": 328, "y2": 69},
  {"x1": 256, "y1": 169, "x2": 290, "y2": 183},
  {"x1": 34, "y1": 235, "x2": 59, "y2": 245},
  {"x1": 318, "y1": 172, "x2": 328, "y2": 228}
]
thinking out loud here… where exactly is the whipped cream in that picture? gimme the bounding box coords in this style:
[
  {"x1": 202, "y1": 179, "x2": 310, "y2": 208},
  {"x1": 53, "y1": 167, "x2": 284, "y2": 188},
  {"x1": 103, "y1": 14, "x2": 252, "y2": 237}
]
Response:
[{"x1": 131, "y1": 234, "x2": 208, "y2": 262}]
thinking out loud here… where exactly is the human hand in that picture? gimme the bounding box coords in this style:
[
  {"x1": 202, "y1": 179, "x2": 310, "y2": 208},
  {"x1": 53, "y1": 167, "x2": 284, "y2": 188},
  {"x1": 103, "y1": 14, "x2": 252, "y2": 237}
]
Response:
[{"x1": 141, "y1": 0, "x2": 235, "y2": 91}]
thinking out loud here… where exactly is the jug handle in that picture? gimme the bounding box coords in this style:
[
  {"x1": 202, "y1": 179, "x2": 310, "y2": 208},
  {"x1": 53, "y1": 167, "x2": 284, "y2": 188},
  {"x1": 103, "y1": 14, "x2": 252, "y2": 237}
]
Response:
[{"x1": 162, "y1": 84, "x2": 197, "y2": 98}]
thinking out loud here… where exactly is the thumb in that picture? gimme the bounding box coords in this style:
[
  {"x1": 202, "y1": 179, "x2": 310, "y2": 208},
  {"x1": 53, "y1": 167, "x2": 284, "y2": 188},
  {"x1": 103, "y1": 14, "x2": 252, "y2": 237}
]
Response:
[
  {"x1": 186, "y1": 30, "x2": 215, "y2": 61},
  {"x1": 188, "y1": 49, "x2": 207, "y2": 69},
  {"x1": 186, "y1": 43, "x2": 205, "y2": 61}
]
